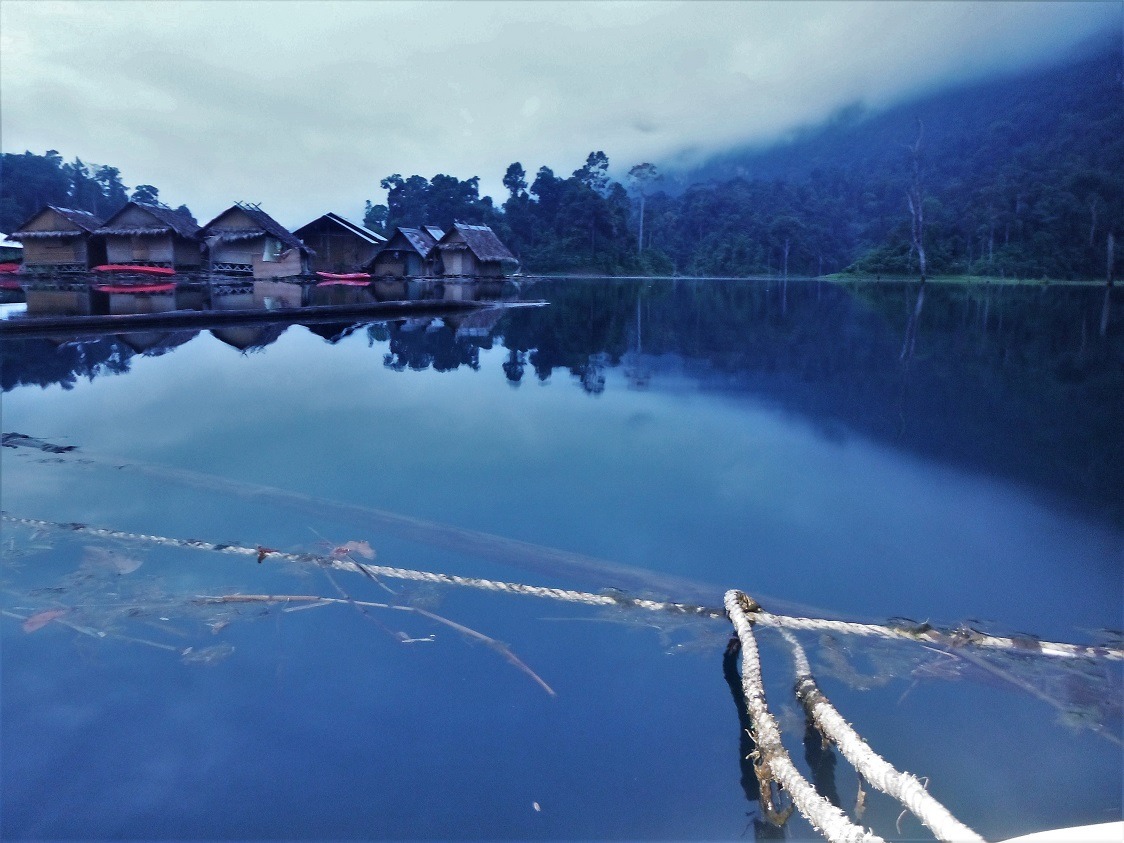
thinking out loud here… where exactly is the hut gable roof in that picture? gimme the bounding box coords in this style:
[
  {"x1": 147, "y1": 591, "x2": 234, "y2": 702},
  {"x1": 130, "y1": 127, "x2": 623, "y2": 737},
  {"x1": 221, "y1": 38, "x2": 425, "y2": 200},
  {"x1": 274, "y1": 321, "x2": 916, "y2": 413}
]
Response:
[
  {"x1": 404, "y1": 227, "x2": 440, "y2": 256},
  {"x1": 199, "y1": 202, "x2": 311, "y2": 254},
  {"x1": 293, "y1": 212, "x2": 387, "y2": 245},
  {"x1": 95, "y1": 202, "x2": 201, "y2": 238},
  {"x1": 11, "y1": 205, "x2": 105, "y2": 238},
  {"x1": 437, "y1": 223, "x2": 518, "y2": 264},
  {"x1": 380, "y1": 226, "x2": 442, "y2": 258}
]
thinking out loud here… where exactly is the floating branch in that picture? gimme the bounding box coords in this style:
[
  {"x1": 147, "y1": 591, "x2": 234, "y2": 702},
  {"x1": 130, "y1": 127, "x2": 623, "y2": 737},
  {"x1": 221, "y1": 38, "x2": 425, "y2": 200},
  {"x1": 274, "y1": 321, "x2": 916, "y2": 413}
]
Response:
[{"x1": 195, "y1": 594, "x2": 555, "y2": 695}]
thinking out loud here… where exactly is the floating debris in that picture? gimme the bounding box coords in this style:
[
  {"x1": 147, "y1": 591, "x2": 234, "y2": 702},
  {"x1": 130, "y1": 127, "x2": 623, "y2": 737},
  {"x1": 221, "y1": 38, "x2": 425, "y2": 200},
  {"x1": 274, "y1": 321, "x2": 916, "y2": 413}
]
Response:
[
  {"x1": 181, "y1": 643, "x2": 235, "y2": 665},
  {"x1": 82, "y1": 545, "x2": 143, "y2": 575},
  {"x1": 332, "y1": 540, "x2": 375, "y2": 560}
]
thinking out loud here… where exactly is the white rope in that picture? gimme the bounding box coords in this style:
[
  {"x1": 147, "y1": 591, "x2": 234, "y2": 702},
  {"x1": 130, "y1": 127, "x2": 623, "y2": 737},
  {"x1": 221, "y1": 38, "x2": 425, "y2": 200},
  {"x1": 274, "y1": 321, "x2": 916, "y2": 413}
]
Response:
[
  {"x1": 725, "y1": 590, "x2": 883, "y2": 843},
  {"x1": 777, "y1": 627, "x2": 985, "y2": 842},
  {"x1": 755, "y1": 611, "x2": 1119, "y2": 663},
  {"x1": 3, "y1": 513, "x2": 1120, "y2": 662}
]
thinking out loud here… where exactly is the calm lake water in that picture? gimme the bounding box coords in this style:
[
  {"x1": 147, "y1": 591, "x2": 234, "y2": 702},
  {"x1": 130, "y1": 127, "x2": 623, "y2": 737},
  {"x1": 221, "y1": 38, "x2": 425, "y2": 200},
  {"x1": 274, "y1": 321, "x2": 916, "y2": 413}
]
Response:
[{"x1": 2, "y1": 278, "x2": 1121, "y2": 841}]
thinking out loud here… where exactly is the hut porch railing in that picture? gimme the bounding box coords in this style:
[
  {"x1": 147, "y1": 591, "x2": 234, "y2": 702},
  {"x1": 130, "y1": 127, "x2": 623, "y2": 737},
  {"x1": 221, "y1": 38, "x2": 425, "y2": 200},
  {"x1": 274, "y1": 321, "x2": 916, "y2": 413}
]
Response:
[{"x1": 209, "y1": 262, "x2": 253, "y2": 275}]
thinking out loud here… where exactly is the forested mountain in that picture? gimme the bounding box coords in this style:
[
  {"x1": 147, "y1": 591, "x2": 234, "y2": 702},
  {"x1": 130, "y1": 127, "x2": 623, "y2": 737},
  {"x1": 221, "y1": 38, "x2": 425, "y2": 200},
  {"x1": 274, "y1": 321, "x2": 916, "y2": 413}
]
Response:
[
  {"x1": 2, "y1": 39, "x2": 1117, "y2": 279},
  {"x1": 365, "y1": 41, "x2": 1120, "y2": 279},
  {"x1": 0, "y1": 150, "x2": 193, "y2": 231},
  {"x1": 668, "y1": 39, "x2": 1122, "y2": 280}
]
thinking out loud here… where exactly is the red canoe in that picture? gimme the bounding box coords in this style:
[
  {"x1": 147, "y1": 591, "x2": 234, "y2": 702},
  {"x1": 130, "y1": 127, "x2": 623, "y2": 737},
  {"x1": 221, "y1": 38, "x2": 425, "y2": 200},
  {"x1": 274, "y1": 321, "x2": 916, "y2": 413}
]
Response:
[
  {"x1": 0, "y1": 279, "x2": 21, "y2": 290},
  {"x1": 0, "y1": 263, "x2": 20, "y2": 274},
  {"x1": 93, "y1": 264, "x2": 177, "y2": 277},
  {"x1": 92, "y1": 282, "x2": 177, "y2": 294}
]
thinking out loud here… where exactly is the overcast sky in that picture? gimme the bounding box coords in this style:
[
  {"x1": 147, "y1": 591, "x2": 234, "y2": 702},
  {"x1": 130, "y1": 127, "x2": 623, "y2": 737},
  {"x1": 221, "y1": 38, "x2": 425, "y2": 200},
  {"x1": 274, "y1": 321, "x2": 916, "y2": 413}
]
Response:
[{"x1": 1, "y1": 1, "x2": 1116, "y2": 228}]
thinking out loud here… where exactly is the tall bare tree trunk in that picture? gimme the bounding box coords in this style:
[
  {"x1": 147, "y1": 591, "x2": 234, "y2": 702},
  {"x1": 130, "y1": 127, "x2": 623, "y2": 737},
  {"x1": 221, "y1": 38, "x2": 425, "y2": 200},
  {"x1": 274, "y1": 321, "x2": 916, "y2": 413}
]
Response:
[
  {"x1": 901, "y1": 119, "x2": 927, "y2": 361},
  {"x1": 637, "y1": 194, "x2": 645, "y2": 255},
  {"x1": 1101, "y1": 231, "x2": 1115, "y2": 338}
]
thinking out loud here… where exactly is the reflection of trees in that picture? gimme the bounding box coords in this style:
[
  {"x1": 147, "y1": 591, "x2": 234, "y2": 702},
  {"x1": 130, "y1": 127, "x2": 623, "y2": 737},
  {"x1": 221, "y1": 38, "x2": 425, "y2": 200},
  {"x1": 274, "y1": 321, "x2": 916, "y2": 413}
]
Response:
[
  {"x1": 381, "y1": 317, "x2": 498, "y2": 373},
  {"x1": 3, "y1": 337, "x2": 139, "y2": 390},
  {"x1": 498, "y1": 278, "x2": 1122, "y2": 522},
  {"x1": 5, "y1": 277, "x2": 1120, "y2": 522}
]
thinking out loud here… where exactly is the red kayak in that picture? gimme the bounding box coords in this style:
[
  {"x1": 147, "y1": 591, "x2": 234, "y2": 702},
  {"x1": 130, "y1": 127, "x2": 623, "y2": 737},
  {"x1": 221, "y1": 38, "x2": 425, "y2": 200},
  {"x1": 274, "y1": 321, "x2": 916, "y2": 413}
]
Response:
[
  {"x1": 0, "y1": 279, "x2": 21, "y2": 290},
  {"x1": 93, "y1": 282, "x2": 177, "y2": 294},
  {"x1": 0, "y1": 263, "x2": 20, "y2": 274},
  {"x1": 93, "y1": 264, "x2": 176, "y2": 277}
]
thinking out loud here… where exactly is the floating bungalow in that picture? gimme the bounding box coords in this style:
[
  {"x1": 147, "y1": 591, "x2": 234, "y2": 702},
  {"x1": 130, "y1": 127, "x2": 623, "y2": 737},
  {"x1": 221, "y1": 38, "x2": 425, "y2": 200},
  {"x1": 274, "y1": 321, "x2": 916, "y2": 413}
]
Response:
[
  {"x1": 365, "y1": 226, "x2": 445, "y2": 277},
  {"x1": 293, "y1": 213, "x2": 386, "y2": 274},
  {"x1": 198, "y1": 202, "x2": 313, "y2": 278},
  {"x1": 94, "y1": 202, "x2": 202, "y2": 269},
  {"x1": 434, "y1": 223, "x2": 518, "y2": 278},
  {"x1": 9, "y1": 206, "x2": 106, "y2": 273}
]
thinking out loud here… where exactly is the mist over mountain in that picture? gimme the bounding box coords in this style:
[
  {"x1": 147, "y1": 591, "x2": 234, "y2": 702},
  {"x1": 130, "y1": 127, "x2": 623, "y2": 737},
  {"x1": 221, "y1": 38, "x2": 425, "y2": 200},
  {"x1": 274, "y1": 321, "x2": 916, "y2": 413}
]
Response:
[
  {"x1": 674, "y1": 32, "x2": 1121, "y2": 190},
  {"x1": 640, "y1": 33, "x2": 1121, "y2": 279}
]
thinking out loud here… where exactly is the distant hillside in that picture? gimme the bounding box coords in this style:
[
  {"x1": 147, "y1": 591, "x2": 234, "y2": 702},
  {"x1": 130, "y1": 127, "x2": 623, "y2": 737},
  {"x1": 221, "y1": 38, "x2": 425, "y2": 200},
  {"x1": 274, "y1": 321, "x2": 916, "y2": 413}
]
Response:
[{"x1": 651, "y1": 38, "x2": 1123, "y2": 279}]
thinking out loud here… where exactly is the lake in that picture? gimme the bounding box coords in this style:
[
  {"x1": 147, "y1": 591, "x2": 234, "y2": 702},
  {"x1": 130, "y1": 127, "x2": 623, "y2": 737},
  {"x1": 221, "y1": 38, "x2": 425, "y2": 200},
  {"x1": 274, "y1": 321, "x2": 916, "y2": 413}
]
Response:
[{"x1": 1, "y1": 277, "x2": 1121, "y2": 841}]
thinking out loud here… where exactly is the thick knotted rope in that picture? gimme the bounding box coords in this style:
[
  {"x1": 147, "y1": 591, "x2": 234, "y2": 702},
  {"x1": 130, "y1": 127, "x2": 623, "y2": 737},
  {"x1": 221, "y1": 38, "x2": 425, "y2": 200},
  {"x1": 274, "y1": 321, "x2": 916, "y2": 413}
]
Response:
[
  {"x1": 775, "y1": 625, "x2": 985, "y2": 842},
  {"x1": 725, "y1": 590, "x2": 883, "y2": 843}
]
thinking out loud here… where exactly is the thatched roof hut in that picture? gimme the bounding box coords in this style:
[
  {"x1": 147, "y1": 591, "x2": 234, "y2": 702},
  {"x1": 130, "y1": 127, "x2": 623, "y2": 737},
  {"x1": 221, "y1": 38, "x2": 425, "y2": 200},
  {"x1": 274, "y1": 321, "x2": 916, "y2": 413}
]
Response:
[
  {"x1": 294, "y1": 212, "x2": 386, "y2": 273},
  {"x1": 9, "y1": 205, "x2": 107, "y2": 272},
  {"x1": 365, "y1": 226, "x2": 445, "y2": 278},
  {"x1": 94, "y1": 202, "x2": 202, "y2": 269},
  {"x1": 198, "y1": 202, "x2": 313, "y2": 277},
  {"x1": 435, "y1": 223, "x2": 518, "y2": 278}
]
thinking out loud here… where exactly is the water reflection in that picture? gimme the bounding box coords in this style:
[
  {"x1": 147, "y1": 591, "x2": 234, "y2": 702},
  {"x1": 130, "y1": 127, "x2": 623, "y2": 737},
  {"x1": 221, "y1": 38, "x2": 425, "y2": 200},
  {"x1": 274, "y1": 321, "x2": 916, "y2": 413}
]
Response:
[{"x1": 3, "y1": 278, "x2": 1120, "y2": 524}]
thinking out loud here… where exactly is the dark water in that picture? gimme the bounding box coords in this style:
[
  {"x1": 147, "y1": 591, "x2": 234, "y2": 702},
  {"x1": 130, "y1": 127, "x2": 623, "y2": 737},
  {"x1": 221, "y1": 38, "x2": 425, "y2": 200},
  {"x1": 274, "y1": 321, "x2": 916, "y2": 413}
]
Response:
[{"x1": 2, "y1": 278, "x2": 1121, "y2": 840}]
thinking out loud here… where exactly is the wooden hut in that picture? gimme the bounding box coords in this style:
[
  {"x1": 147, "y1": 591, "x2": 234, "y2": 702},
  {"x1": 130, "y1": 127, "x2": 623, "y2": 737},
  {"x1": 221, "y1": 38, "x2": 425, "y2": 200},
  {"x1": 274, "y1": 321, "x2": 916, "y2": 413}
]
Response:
[
  {"x1": 365, "y1": 226, "x2": 444, "y2": 277},
  {"x1": 198, "y1": 202, "x2": 313, "y2": 278},
  {"x1": 434, "y1": 223, "x2": 518, "y2": 278},
  {"x1": 9, "y1": 206, "x2": 106, "y2": 272},
  {"x1": 293, "y1": 212, "x2": 386, "y2": 273},
  {"x1": 94, "y1": 202, "x2": 202, "y2": 269}
]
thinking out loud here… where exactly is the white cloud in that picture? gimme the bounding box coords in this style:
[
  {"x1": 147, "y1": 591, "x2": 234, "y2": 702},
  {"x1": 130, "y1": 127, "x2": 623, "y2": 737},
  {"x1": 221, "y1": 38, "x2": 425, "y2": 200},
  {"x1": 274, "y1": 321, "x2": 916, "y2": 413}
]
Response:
[{"x1": 0, "y1": 1, "x2": 1114, "y2": 228}]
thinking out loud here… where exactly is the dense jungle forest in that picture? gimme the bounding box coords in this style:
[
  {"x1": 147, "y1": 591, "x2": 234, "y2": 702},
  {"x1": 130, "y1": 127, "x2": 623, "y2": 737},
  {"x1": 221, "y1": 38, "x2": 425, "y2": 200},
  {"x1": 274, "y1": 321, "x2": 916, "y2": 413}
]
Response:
[{"x1": 1, "y1": 40, "x2": 1119, "y2": 280}]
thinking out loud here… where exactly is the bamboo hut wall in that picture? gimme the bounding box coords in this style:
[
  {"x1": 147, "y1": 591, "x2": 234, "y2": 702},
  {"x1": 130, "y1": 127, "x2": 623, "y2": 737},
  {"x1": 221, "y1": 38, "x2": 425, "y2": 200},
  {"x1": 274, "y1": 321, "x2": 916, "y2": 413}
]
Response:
[
  {"x1": 173, "y1": 237, "x2": 203, "y2": 267},
  {"x1": 21, "y1": 238, "x2": 88, "y2": 267},
  {"x1": 210, "y1": 237, "x2": 262, "y2": 267},
  {"x1": 305, "y1": 230, "x2": 380, "y2": 272},
  {"x1": 441, "y1": 247, "x2": 473, "y2": 276},
  {"x1": 370, "y1": 253, "x2": 408, "y2": 277},
  {"x1": 252, "y1": 247, "x2": 304, "y2": 279},
  {"x1": 105, "y1": 235, "x2": 176, "y2": 264}
]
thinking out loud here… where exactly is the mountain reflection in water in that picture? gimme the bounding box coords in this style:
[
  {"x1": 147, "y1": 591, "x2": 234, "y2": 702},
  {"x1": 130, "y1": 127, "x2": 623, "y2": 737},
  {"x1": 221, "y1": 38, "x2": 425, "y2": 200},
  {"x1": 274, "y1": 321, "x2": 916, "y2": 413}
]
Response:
[{"x1": 4, "y1": 278, "x2": 1120, "y2": 524}]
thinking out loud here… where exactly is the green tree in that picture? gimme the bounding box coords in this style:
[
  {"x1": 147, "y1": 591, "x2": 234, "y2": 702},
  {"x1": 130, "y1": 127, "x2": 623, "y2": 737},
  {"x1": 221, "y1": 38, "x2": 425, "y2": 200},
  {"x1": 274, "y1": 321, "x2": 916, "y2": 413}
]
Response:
[
  {"x1": 132, "y1": 184, "x2": 160, "y2": 205},
  {"x1": 503, "y1": 163, "x2": 527, "y2": 199}
]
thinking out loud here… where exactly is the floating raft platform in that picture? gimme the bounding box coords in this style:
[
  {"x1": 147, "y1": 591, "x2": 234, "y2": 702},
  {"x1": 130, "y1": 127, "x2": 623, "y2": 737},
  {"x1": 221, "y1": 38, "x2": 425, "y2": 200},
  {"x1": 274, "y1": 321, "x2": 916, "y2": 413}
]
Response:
[{"x1": 0, "y1": 299, "x2": 542, "y2": 340}]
